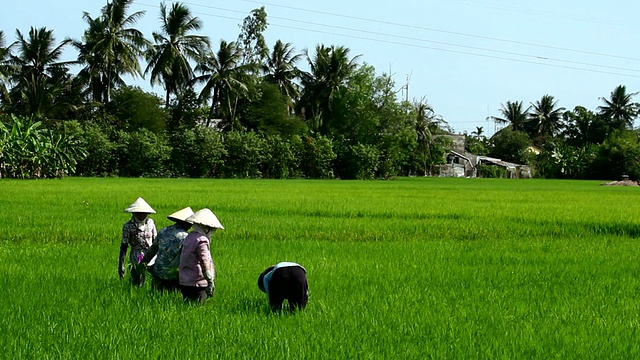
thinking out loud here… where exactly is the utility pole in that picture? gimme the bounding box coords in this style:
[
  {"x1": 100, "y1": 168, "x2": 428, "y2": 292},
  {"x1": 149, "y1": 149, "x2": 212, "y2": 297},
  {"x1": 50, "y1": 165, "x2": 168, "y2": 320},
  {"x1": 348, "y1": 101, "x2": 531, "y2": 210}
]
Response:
[{"x1": 403, "y1": 72, "x2": 412, "y2": 103}]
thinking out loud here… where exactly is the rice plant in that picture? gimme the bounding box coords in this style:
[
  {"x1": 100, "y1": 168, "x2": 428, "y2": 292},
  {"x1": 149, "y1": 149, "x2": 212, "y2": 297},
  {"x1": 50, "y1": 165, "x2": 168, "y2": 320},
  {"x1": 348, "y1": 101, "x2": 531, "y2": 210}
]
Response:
[{"x1": 1, "y1": 177, "x2": 639, "y2": 359}]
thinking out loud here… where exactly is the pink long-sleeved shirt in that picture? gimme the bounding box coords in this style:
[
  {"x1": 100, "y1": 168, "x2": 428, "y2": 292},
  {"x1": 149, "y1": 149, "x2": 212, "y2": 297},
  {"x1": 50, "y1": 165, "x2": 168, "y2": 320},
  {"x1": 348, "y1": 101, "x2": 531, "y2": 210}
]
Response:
[{"x1": 179, "y1": 231, "x2": 214, "y2": 287}]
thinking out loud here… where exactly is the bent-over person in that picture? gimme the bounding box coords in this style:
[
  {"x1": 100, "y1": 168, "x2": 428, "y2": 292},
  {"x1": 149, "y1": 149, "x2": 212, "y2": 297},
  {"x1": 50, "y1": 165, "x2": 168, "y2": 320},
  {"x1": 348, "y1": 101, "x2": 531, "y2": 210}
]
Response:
[{"x1": 258, "y1": 262, "x2": 308, "y2": 312}]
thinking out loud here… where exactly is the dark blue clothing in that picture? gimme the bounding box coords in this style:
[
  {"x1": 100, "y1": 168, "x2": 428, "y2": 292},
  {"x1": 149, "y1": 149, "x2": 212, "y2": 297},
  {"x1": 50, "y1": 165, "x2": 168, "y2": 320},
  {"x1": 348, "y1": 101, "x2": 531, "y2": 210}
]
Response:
[{"x1": 259, "y1": 263, "x2": 308, "y2": 312}]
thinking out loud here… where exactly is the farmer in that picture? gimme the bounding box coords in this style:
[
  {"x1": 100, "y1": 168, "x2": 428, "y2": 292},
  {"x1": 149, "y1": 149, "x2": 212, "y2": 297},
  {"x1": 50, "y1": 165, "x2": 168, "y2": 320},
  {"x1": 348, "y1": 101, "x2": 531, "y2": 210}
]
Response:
[
  {"x1": 258, "y1": 262, "x2": 308, "y2": 312},
  {"x1": 119, "y1": 197, "x2": 157, "y2": 286},
  {"x1": 179, "y1": 208, "x2": 224, "y2": 304},
  {"x1": 141, "y1": 207, "x2": 194, "y2": 292}
]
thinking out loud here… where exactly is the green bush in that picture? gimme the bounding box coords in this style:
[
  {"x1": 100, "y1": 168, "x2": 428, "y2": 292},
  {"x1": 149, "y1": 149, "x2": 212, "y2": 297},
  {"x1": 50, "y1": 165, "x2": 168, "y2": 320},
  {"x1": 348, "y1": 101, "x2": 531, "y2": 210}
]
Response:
[
  {"x1": 116, "y1": 129, "x2": 171, "y2": 177},
  {"x1": 0, "y1": 114, "x2": 86, "y2": 178},
  {"x1": 478, "y1": 164, "x2": 507, "y2": 178},
  {"x1": 300, "y1": 135, "x2": 336, "y2": 179},
  {"x1": 75, "y1": 123, "x2": 117, "y2": 176},
  {"x1": 261, "y1": 134, "x2": 302, "y2": 179},
  {"x1": 489, "y1": 128, "x2": 531, "y2": 164},
  {"x1": 376, "y1": 129, "x2": 416, "y2": 179},
  {"x1": 170, "y1": 127, "x2": 226, "y2": 178},
  {"x1": 222, "y1": 131, "x2": 266, "y2": 178},
  {"x1": 106, "y1": 86, "x2": 168, "y2": 133},
  {"x1": 334, "y1": 141, "x2": 380, "y2": 180},
  {"x1": 590, "y1": 131, "x2": 640, "y2": 180}
]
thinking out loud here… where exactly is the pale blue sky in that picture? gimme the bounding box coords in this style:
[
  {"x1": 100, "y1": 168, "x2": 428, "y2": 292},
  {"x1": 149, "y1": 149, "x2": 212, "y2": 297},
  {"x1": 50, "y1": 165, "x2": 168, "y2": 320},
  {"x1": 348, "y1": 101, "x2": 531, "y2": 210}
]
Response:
[{"x1": 2, "y1": 0, "x2": 639, "y2": 135}]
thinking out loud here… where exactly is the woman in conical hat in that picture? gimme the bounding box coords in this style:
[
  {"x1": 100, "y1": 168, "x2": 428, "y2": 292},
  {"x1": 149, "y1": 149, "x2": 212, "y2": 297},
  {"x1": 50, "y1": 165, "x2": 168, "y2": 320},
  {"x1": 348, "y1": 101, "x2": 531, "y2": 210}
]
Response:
[
  {"x1": 142, "y1": 207, "x2": 194, "y2": 292},
  {"x1": 178, "y1": 208, "x2": 224, "y2": 304},
  {"x1": 119, "y1": 197, "x2": 157, "y2": 286}
]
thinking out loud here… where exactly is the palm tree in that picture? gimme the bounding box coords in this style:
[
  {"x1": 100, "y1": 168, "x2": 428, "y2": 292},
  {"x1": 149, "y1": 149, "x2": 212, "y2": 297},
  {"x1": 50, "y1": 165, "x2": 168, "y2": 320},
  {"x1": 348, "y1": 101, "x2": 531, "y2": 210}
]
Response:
[
  {"x1": 298, "y1": 44, "x2": 360, "y2": 134},
  {"x1": 193, "y1": 40, "x2": 253, "y2": 129},
  {"x1": 597, "y1": 85, "x2": 639, "y2": 130},
  {"x1": 563, "y1": 106, "x2": 607, "y2": 146},
  {"x1": 73, "y1": 0, "x2": 148, "y2": 104},
  {"x1": 528, "y1": 95, "x2": 565, "y2": 144},
  {"x1": 145, "y1": 2, "x2": 210, "y2": 106},
  {"x1": 490, "y1": 100, "x2": 529, "y2": 132},
  {"x1": 263, "y1": 40, "x2": 301, "y2": 113},
  {"x1": 414, "y1": 99, "x2": 443, "y2": 176},
  {"x1": 73, "y1": 16, "x2": 106, "y2": 104},
  {"x1": 9, "y1": 27, "x2": 72, "y2": 118},
  {"x1": 0, "y1": 30, "x2": 13, "y2": 104},
  {"x1": 471, "y1": 126, "x2": 484, "y2": 140}
]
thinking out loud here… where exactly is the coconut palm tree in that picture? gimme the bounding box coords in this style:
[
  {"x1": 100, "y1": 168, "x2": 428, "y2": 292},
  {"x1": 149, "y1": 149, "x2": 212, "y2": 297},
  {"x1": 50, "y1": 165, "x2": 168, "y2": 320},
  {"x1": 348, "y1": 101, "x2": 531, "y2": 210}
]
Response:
[
  {"x1": 298, "y1": 44, "x2": 360, "y2": 134},
  {"x1": 9, "y1": 27, "x2": 73, "y2": 118},
  {"x1": 414, "y1": 99, "x2": 444, "y2": 175},
  {"x1": 471, "y1": 126, "x2": 484, "y2": 140},
  {"x1": 0, "y1": 30, "x2": 13, "y2": 104},
  {"x1": 145, "y1": 2, "x2": 210, "y2": 106},
  {"x1": 490, "y1": 100, "x2": 529, "y2": 132},
  {"x1": 193, "y1": 39, "x2": 253, "y2": 130},
  {"x1": 528, "y1": 95, "x2": 565, "y2": 145},
  {"x1": 263, "y1": 40, "x2": 302, "y2": 114},
  {"x1": 73, "y1": 0, "x2": 148, "y2": 104},
  {"x1": 563, "y1": 106, "x2": 607, "y2": 146},
  {"x1": 597, "y1": 85, "x2": 639, "y2": 131},
  {"x1": 73, "y1": 15, "x2": 107, "y2": 104}
]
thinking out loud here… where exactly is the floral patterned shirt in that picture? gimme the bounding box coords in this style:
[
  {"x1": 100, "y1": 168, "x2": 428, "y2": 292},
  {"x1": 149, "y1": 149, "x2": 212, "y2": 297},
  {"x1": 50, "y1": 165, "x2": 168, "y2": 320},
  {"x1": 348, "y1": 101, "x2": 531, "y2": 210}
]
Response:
[
  {"x1": 146, "y1": 224, "x2": 189, "y2": 280},
  {"x1": 121, "y1": 218, "x2": 157, "y2": 264}
]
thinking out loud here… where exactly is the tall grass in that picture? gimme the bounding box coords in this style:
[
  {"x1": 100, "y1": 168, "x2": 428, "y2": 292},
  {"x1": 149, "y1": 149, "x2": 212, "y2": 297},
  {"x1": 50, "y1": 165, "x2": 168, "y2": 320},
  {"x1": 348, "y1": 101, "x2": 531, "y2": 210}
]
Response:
[{"x1": 1, "y1": 178, "x2": 639, "y2": 358}]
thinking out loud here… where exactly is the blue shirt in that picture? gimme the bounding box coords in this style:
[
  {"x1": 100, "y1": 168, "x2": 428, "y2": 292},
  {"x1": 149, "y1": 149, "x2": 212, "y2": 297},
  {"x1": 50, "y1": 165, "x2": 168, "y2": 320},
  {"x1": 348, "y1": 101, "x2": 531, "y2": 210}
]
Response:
[{"x1": 152, "y1": 224, "x2": 189, "y2": 280}]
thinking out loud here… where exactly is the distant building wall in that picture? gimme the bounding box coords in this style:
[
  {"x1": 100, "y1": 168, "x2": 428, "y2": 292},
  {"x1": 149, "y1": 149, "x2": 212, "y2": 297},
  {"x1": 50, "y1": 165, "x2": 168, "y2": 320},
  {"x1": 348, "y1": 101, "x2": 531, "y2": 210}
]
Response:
[
  {"x1": 438, "y1": 164, "x2": 466, "y2": 178},
  {"x1": 441, "y1": 134, "x2": 466, "y2": 153}
]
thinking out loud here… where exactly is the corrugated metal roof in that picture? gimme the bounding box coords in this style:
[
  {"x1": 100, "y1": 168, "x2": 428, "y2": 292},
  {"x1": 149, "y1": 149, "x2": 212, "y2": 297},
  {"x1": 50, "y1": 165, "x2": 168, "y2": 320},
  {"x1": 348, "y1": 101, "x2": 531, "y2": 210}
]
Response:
[{"x1": 477, "y1": 156, "x2": 522, "y2": 168}]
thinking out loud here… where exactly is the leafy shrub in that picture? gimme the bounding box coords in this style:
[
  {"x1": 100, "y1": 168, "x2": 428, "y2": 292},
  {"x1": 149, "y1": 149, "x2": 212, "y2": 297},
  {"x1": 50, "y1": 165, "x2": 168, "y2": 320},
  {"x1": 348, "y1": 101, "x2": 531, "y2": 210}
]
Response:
[
  {"x1": 376, "y1": 129, "x2": 416, "y2": 179},
  {"x1": 300, "y1": 135, "x2": 336, "y2": 179},
  {"x1": 478, "y1": 164, "x2": 507, "y2": 178},
  {"x1": 74, "y1": 123, "x2": 117, "y2": 176},
  {"x1": 222, "y1": 131, "x2": 266, "y2": 178},
  {"x1": 349, "y1": 143, "x2": 380, "y2": 180},
  {"x1": 489, "y1": 128, "x2": 531, "y2": 164},
  {"x1": 590, "y1": 131, "x2": 640, "y2": 180},
  {"x1": 260, "y1": 134, "x2": 302, "y2": 179},
  {"x1": 116, "y1": 129, "x2": 171, "y2": 177},
  {"x1": 0, "y1": 114, "x2": 86, "y2": 178},
  {"x1": 106, "y1": 86, "x2": 168, "y2": 133},
  {"x1": 170, "y1": 127, "x2": 226, "y2": 178}
]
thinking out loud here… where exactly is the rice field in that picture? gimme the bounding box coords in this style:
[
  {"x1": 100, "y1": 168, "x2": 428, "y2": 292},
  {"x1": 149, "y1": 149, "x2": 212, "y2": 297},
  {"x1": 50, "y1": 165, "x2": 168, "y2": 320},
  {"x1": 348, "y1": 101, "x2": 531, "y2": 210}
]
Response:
[{"x1": 1, "y1": 177, "x2": 639, "y2": 359}]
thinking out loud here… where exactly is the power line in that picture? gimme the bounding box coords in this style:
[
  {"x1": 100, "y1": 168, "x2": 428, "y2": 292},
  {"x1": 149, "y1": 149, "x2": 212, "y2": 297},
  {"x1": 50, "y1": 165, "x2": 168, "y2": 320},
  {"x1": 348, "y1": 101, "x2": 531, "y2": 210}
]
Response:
[
  {"x1": 134, "y1": 2, "x2": 640, "y2": 79},
  {"x1": 443, "y1": 0, "x2": 635, "y2": 28},
  {"x1": 237, "y1": 0, "x2": 640, "y2": 62},
  {"x1": 262, "y1": 15, "x2": 640, "y2": 74},
  {"x1": 265, "y1": 23, "x2": 640, "y2": 78}
]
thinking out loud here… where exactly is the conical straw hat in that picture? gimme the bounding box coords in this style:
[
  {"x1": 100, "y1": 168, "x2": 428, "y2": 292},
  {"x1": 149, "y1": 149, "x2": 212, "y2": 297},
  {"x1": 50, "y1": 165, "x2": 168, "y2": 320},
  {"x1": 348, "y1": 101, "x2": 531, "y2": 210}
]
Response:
[
  {"x1": 167, "y1": 207, "x2": 194, "y2": 222},
  {"x1": 124, "y1": 197, "x2": 156, "y2": 214},
  {"x1": 186, "y1": 208, "x2": 224, "y2": 229}
]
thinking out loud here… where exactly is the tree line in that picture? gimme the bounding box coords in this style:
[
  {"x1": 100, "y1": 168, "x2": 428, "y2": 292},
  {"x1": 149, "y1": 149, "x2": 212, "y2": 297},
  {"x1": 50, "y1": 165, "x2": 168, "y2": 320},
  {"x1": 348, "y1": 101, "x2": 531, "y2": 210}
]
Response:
[
  {"x1": 0, "y1": 0, "x2": 638, "y2": 180},
  {"x1": 467, "y1": 88, "x2": 640, "y2": 180}
]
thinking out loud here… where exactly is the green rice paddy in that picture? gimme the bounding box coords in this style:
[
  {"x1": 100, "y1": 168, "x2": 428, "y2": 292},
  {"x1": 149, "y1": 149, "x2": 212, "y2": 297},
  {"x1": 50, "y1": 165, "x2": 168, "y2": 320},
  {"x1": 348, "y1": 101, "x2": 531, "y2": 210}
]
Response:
[{"x1": 1, "y1": 177, "x2": 639, "y2": 359}]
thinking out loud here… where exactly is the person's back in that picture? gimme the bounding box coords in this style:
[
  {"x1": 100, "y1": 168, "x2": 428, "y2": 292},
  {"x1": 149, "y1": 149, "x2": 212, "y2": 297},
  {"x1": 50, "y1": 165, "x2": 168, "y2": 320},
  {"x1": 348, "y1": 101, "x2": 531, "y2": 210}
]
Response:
[
  {"x1": 178, "y1": 208, "x2": 224, "y2": 304},
  {"x1": 258, "y1": 262, "x2": 308, "y2": 312},
  {"x1": 179, "y1": 230, "x2": 211, "y2": 288},
  {"x1": 153, "y1": 224, "x2": 189, "y2": 280},
  {"x1": 141, "y1": 206, "x2": 193, "y2": 292}
]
